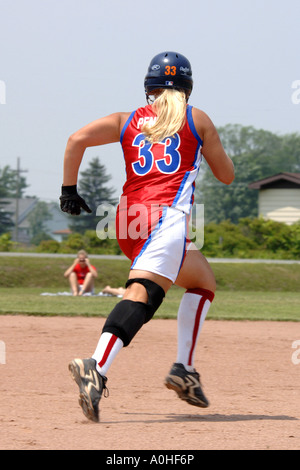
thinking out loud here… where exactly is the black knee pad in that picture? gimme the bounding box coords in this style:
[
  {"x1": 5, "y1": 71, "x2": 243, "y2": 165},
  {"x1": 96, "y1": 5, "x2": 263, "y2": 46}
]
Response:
[
  {"x1": 102, "y1": 279, "x2": 165, "y2": 347},
  {"x1": 102, "y1": 300, "x2": 147, "y2": 347},
  {"x1": 125, "y1": 278, "x2": 165, "y2": 322}
]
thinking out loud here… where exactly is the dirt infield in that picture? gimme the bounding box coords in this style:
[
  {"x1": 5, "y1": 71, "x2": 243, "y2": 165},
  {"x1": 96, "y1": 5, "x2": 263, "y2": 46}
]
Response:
[{"x1": 0, "y1": 315, "x2": 299, "y2": 450}]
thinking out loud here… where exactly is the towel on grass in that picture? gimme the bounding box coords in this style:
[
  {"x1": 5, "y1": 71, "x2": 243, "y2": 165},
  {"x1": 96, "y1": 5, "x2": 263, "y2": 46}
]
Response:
[{"x1": 40, "y1": 291, "x2": 122, "y2": 297}]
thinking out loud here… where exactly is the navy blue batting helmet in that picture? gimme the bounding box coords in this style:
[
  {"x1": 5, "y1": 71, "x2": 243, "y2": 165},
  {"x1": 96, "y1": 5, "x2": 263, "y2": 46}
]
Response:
[{"x1": 144, "y1": 51, "x2": 193, "y2": 98}]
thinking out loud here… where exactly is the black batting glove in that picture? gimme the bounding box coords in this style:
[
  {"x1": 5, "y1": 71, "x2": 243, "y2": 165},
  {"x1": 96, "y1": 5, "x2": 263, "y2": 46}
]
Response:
[{"x1": 60, "y1": 185, "x2": 92, "y2": 215}]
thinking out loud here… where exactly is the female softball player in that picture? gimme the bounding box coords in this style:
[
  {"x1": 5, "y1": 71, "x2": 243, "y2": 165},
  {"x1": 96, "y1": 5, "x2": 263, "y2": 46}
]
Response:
[{"x1": 60, "y1": 51, "x2": 235, "y2": 422}]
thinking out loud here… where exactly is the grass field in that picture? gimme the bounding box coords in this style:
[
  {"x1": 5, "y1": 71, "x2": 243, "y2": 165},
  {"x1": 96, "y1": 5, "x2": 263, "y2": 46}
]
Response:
[
  {"x1": 1, "y1": 255, "x2": 300, "y2": 291},
  {"x1": 0, "y1": 256, "x2": 299, "y2": 321},
  {"x1": 0, "y1": 287, "x2": 299, "y2": 322}
]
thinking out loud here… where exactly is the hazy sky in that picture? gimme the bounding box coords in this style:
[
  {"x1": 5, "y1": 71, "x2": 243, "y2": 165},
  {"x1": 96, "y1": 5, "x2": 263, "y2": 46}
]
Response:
[{"x1": 0, "y1": 0, "x2": 299, "y2": 201}]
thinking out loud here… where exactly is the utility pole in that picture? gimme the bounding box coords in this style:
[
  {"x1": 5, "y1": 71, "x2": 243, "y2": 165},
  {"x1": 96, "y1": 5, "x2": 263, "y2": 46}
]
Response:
[{"x1": 14, "y1": 157, "x2": 27, "y2": 243}]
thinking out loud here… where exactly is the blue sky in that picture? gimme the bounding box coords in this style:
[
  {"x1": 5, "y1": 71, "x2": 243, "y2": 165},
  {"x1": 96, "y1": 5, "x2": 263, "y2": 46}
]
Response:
[{"x1": 0, "y1": 0, "x2": 299, "y2": 201}]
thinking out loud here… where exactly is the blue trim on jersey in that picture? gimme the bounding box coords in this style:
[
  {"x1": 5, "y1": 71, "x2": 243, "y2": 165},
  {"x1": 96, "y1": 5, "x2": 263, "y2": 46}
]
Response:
[
  {"x1": 187, "y1": 105, "x2": 203, "y2": 146},
  {"x1": 131, "y1": 206, "x2": 168, "y2": 269},
  {"x1": 120, "y1": 110, "x2": 136, "y2": 144},
  {"x1": 171, "y1": 171, "x2": 190, "y2": 208},
  {"x1": 189, "y1": 181, "x2": 196, "y2": 207},
  {"x1": 192, "y1": 141, "x2": 202, "y2": 168},
  {"x1": 177, "y1": 218, "x2": 188, "y2": 275},
  {"x1": 169, "y1": 106, "x2": 203, "y2": 212}
]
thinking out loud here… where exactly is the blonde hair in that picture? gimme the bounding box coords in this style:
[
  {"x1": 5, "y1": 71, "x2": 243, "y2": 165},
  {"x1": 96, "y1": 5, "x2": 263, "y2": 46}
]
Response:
[
  {"x1": 77, "y1": 249, "x2": 88, "y2": 258},
  {"x1": 142, "y1": 89, "x2": 187, "y2": 143}
]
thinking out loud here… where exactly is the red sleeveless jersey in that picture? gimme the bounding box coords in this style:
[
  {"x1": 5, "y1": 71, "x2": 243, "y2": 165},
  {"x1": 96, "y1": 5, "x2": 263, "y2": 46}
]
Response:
[{"x1": 119, "y1": 104, "x2": 203, "y2": 215}]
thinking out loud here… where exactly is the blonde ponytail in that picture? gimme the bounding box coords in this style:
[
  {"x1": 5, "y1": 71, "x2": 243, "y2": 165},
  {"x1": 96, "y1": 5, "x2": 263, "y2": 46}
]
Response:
[{"x1": 142, "y1": 89, "x2": 187, "y2": 143}]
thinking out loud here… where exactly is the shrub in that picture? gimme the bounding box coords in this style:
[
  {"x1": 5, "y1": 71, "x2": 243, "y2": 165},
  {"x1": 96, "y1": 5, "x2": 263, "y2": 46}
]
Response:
[
  {"x1": 37, "y1": 239, "x2": 60, "y2": 253},
  {"x1": 0, "y1": 233, "x2": 13, "y2": 252},
  {"x1": 201, "y1": 217, "x2": 299, "y2": 259},
  {"x1": 59, "y1": 233, "x2": 85, "y2": 253},
  {"x1": 83, "y1": 230, "x2": 122, "y2": 255}
]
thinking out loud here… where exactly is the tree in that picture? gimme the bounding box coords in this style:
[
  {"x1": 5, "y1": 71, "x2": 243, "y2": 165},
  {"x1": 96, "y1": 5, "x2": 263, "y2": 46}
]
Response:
[
  {"x1": 0, "y1": 168, "x2": 13, "y2": 235},
  {"x1": 28, "y1": 201, "x2": 53, "y2": 245},
  {"x1": 0, "y1": 164, "x2": 29, "y2": 235},
  {"x1": 0, "y1": 200, "x2": 13, "y2": 235},
  {"x1": 197, "y1": 125, "x2": 300, "y2": 224},
  {"x1": 0, "y1": 165, "x2": 28, "y2": 198},
  {"x1": 69, "y1": 157, "x2": 117, "y2": 233}
]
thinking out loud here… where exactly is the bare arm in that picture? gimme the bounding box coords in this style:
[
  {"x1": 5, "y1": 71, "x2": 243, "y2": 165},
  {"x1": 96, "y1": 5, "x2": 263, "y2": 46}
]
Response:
[
  {"x1": 64, "y1": 259, "x2": 78, "y2": 278},
  {"x1": 63, "y1": 112, "x2": 130, "y2": 186},
  {"x1": 85, "y1": 258, "x2": 98, "y2": 278},
  {"x1": 193, "y1": 108, "x2": 235, "y2": 185}
]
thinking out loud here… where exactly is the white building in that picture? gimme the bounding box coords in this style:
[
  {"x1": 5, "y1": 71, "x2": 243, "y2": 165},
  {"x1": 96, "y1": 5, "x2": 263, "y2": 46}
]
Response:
[{"x1": 249, "y1": 172, "x2": 300, "y2": 225}]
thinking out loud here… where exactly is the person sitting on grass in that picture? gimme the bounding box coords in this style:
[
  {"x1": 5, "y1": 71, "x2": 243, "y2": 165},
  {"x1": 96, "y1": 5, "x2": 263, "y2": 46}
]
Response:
[{"x1": 64, "y1": 250, "x2": 97, "y2": 296}]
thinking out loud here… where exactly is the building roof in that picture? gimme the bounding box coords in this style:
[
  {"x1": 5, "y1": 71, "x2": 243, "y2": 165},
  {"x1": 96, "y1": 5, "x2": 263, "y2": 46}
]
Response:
[
  {"x1": 249, "y1": 172, "x2": 300, "y2": 189},
  {"x1": 52, "y1": 229, "x2": 72, "y2": 235}
]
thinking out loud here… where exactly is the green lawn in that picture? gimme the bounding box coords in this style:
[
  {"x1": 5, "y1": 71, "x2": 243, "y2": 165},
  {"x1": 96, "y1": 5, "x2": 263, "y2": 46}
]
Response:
[
  {"x1": 0, "y1": 287, "x2": 299, "y2": 321},
  {"x1": 1, "y1": 256, "x2": 300, "y2": 292},
  {"x1": 0, "y1": 257, "x2": 299, "y2": 321}
]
